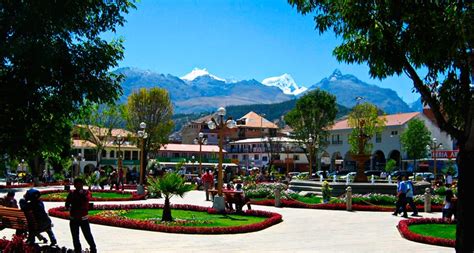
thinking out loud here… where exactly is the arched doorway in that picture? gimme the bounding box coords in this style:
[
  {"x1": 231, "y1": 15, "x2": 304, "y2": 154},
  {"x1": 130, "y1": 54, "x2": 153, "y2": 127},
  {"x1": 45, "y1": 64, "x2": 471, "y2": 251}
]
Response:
[
  {"x1": 320, "y1": 151, "x2": 330, "y2": 171},
  {"x1": 344, "y1": 152, "x2": 356, "y2": 172},
  {"x1": 331, "y1": 152, "x2": 343, "y2": 172},
  {"x1": 372, "y1": 150, "x2": 386, "y2": 170},
  {"x1": 388, "y1": 150, "x2": 401, "y2": 169}
]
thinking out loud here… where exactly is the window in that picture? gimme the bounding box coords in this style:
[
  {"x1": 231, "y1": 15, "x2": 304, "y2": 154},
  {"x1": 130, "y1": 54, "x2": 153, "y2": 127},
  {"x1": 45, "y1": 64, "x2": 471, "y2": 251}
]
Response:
[
  {"x1": 254, "y1": 154, "x2": 259, "y2": 160},
  {"x1": 376, "y1": 133, "x2": 382, "y2": 143},
  {"x1": 132, "y1": 151, "x2": 139, "y2": 160},
  {"x1": 124, "y1": 150, "x2": 131, "y2": 160},
  {"x1": 391, "y1": 130, "x2": 398, "y2": 136},
  {"x1": 110, "y1": 150, "x2": 115, "y2": 158},
  {"x1": 262, "y1": 156, "x2": 268, "y2": 161},
  {"x1": 101, "y1": 150, "x2": 107, "y2": 158},
  {"x1": 232, "y1": 154, "x2": 238, "y2": 159},
  {"x1": 293, "y1": 155, "x2": 299, "y2": 161},
  {"x1": 332, "y1": 134, "x2": 342, "y2": 144},
  {"x1": 173, "y1": 153, "x2": 180, "y2": 158}
]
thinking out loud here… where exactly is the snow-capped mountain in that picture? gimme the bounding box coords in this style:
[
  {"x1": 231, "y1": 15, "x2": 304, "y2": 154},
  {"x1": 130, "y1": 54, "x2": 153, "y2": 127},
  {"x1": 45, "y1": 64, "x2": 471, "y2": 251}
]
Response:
[
  {"x1": 262, "y1": 73, "x2": 307, "y2": 95},
  {"x1": 180, "y1": 68, "x2": 226, "y2": 82}
]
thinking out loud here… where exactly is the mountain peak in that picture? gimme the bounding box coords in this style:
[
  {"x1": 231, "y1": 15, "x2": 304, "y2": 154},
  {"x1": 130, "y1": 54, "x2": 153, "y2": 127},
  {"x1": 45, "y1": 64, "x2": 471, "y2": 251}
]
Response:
[
  {"x1": 180, "y1": 68, "x2": 226, "y2": 82},
  {"x1": 329, "y1": 69, "x2": 343, "y2": 81},
  {"x1": 262, "y1": 73, "x2": 307, "y2": 95}
]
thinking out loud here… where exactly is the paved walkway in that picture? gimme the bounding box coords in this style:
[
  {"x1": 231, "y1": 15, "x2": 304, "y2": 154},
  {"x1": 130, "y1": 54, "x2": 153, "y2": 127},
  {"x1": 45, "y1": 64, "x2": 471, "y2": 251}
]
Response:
[{"x1": 0, "y1": 186, "x2": 452, "y2": 253}]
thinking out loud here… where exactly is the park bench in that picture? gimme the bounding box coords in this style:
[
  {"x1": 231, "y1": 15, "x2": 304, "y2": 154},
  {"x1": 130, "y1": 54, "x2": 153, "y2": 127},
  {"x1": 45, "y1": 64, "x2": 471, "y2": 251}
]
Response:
[
  {"x1": 0, "y1": 206, "x2": 32, "y2": 231},
  {"x1": 208, "y1": 190, "x2": 251, "y2": 212}
]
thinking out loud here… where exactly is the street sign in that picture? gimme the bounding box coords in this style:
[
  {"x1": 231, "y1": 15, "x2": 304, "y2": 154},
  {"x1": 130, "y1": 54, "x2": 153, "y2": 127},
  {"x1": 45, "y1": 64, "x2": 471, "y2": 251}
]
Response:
[{"x1": 431, "y1": 150, "x2": 459, "y2": 159}]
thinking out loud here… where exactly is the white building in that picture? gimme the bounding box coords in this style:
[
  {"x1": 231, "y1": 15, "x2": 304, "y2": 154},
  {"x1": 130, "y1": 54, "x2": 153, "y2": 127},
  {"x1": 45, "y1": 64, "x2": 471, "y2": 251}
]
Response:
[
  {"x1": 324, "y1": 111, "x2": 454, "y2": 172},
  {"x1": 71, "y1": 126, "x2": 140, "y2": 174},
  {"x1": 226, "y1": 137, "x2": 309, "y2": 172}
]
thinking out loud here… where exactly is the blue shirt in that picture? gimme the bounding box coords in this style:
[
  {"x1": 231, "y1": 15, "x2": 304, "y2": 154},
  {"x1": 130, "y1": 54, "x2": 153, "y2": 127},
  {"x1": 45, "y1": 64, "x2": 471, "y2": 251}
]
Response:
[
  {"x1": 406, "y1": 180, "x2": 414, "y2": 198},
  {"x1": 397, "y1": 181, "x2": 407, "y2": 194}
]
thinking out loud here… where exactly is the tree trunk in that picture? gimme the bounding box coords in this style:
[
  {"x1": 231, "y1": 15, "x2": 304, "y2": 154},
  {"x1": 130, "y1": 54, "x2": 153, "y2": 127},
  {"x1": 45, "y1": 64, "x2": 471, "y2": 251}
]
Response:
[
  {"x1": 161, "y1": 196, "x2": 172, "y2": 222},
  {"x1": 455, "y1": 119, "x2": 474, "y2": 251}
]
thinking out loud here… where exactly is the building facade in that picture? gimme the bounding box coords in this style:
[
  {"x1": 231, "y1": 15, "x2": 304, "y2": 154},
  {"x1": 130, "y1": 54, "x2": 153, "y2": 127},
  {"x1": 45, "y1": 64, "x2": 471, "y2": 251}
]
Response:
[
  {"x1": 181, "y1": 111, "x2": 278, "y2": 145},
  {"x1": 71, "y1": 126, "x2": 140, "y2": 175},
  {"x1": 323, "y1": 111, "x2": 454, "y2": 172}
]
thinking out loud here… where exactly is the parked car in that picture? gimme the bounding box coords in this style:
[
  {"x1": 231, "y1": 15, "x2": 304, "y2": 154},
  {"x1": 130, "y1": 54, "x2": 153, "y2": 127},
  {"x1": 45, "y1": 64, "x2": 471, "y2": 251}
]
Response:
[
  {"x1": 390, "y1": 170, "x2": 413, "y2": 178},
  {"x1": 364, "y1": 170, "x2": 381, "y2": 177},
  {"x1": 340, "y1": 172, "x2": 356, "y2": 180},
  {"x1": 412, "y1": 172, "x2": 435, "y2": 181},
  {"x1": 289, "y1": 172, "x2": 300, "y2": 178}
]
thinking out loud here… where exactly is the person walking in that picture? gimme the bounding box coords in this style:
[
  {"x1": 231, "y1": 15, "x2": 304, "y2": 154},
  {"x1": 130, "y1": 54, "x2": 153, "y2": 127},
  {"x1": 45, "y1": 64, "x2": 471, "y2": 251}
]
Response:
[
  {"x1": 20, "y1": 189, "x2": 57, "y2": 246},
  {"x1": 405, "y1": 177, "x2": 418, "y2": 216},
  {"x1": 201, "y1": 169, "x2": 214, "y2": 201},
  {"x1": 392, "y1": 176, "x2": 408, "y2": 218},
  {"x1": 66, "y1": 178, "x2": 97, "y2": 253}
]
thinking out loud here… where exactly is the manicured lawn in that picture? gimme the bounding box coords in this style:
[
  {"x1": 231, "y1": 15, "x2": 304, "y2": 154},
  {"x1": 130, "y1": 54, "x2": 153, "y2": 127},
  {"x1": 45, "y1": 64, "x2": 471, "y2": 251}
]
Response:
[
  {"x1": 292, "y1": 195, "x2": 322, "y2": 204},
  {"x1": 42, "y1": 191, "x2": 132, "y2": 199},
  {"x1": 408, "y1": 224, "x2": 456, "y2": 240},
  {"x1": 89, "y1": 208, "x2": 267, "y2": 227}
]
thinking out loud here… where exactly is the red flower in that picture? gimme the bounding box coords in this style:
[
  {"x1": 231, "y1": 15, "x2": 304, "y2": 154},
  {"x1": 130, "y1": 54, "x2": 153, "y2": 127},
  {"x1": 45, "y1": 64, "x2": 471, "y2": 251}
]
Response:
[
  {"x1": 49, "y1": 203, "x2": 282, "y2": 234},
  {"x1": 397, "y1": 218, "x2": 455, "y2": 248}
]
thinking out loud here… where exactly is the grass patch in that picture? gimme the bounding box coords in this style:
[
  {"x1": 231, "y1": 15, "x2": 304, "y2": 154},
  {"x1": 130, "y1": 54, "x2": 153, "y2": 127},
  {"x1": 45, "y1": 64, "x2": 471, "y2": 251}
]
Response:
[
  {"x1": 43, "y1": 191, "x2": 132, "y2": 199},
  {"x1": 408, "y1": 224, "x2": 456, "y2": 240},
  {"x1": 89, "y1": 208, "x2": 266, "y2": 227},
  {"x1": 292, "y1": 195, "x2": 322, "y2": 204}
]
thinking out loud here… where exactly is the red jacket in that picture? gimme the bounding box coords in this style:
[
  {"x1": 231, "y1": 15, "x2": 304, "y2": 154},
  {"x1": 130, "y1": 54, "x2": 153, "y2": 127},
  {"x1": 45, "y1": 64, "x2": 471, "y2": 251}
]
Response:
[
  {"x1": 65, "y1": 189, "x2": 91, "y2": 220},
  {"x1": 201, "y1": 173, "x2": 214, "y2": 184}
]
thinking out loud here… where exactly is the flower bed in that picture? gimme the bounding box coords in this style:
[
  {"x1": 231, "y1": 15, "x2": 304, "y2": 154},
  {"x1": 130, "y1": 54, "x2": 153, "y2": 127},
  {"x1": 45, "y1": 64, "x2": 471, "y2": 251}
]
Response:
[
  {"x1": 397, "y1": 218, "x2": 455, "y2": 247},
  {"x1": 250, "y1": 198, "x2": 443, "y2": 212},
  {"x1": 48, "y1": 203, "x2": 282, "y2": 234},
  {"x1": 39, "y1": 189, "x2": 146, "y2": 202},
  {"x1": 0, "y1": 181, "x2": 67, "y2": 189},
  {"x1": 0, "y1": 234, "x2": 73, "y2": 253}
]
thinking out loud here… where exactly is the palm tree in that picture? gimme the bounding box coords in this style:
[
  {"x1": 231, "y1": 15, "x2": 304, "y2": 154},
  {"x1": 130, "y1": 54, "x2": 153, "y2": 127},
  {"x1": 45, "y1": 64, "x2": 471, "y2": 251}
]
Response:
[{"x1": 148, "y1": 172, "x2": 194, "y2": 221}]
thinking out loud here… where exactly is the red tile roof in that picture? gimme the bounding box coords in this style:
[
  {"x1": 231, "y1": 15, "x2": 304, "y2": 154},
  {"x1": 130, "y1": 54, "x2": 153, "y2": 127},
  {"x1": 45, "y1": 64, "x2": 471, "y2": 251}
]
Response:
[
  {"x1": 238, "y1": 111, "x2": 278, "y2": 129},
  {"x1": 331, "y1": 112, "x2": 419, "y2": 130}
]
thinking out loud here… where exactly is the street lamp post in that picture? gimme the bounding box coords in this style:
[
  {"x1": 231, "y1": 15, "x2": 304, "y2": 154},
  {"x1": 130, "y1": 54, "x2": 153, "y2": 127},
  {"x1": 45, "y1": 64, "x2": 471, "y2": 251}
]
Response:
[
  {"x1": 137, "y1": 122, "x2": 148, "y2": 195},
  {"x1": 307, "y1": 136, "x2": 314, "y2": 178},
  {"x1": 115, "y1": 134, "x2": 126, "y2": 174},
  {"x1": 194, "y1": 132, "x2": 207, "y2": 176},
  {"x1": 426, "y1": 137, "x2": 443, "y2": 176},
  {"x1": 207, "y1": 107, "x2": 237, "y2": 211}
]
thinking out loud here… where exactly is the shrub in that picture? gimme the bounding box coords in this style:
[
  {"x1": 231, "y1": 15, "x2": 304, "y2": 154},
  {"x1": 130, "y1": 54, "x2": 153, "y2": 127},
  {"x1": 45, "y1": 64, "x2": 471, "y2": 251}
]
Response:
[{"x1": 321, "y1": 181, "x2": 332, "y2": 203}]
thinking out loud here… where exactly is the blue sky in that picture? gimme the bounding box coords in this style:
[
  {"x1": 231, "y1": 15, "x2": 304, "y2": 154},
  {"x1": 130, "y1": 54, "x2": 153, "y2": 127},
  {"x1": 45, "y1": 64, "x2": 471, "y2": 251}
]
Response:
[{"x1": 106, "y1": 0, "x2": 419, "y2": 103}]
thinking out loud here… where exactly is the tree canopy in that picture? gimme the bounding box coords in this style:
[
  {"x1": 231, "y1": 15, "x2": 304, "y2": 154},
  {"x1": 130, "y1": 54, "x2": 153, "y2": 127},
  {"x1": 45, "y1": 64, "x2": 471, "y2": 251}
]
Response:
[
  {"x1": 348, "y1": 102, "x2": 386, "y2": 155},
  {"x1": 285, "y1": 89, "x2": 338, "y2": 172},
  {"x1": 125, "y1": 87, "x2": 174, "y2": 167},
  {"x1": 400, "y1": 118, "x2": 432, "y2": 171},
  {"x1": 76, "y1": 102, "x2": 126, "y2": 166},
  {"x1": 0, "y1": 1, "x2": 135, "y2": 175},
  {"x1": 288, "y1": 1, "x2": 473, "y2": 250}
]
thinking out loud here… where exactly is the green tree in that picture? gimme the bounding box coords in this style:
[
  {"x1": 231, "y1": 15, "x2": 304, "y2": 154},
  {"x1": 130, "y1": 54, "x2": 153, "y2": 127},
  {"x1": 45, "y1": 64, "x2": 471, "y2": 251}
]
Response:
[
  {"x1": 125, "y1": 88, "x2": 174, "y2": 178},
  {"x1": 400, "y1": 118, "x2": 432, "y2": 173},
  {"x1": 147, "y1": 173, "x2": 194, "y2": 221},
  {"x1": 348, "y1": 103, "x2": 386, "y2": 155},
  {"x1": 0, "y1": 1, "x2": 135, "y2": 180},
  {"x1": 77, "y1": 102, "x2": 126, "y2": 167},
  {"x1": 384, "y1": 159, "x2": 397, "y2": 174},
  {"x1": 288, "y1": 1, "x2": 473, "y2": 249},
  {"x1": 284, "y1": 89, "x2": 338, "y2": 176}
]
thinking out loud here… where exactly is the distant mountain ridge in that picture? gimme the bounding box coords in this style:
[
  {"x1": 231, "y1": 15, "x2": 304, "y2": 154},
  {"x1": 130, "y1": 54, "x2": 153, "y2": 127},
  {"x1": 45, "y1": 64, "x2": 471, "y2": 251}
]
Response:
[
  {"x1": 115, "y1": 67, "x2": 412, "y2": 115},
  {"x1": 307, "y1": 69, "x2": 412, "y2": 114},
  {"x1": 115, "y1": 67, "x2": 293, "y2": 113}
]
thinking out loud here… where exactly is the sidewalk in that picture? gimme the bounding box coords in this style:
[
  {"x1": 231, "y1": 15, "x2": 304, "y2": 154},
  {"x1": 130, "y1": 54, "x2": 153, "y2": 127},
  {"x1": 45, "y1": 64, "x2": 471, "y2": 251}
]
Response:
[{"x1": 0, "y1": 187, "x2": 452, "y2": 253}]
